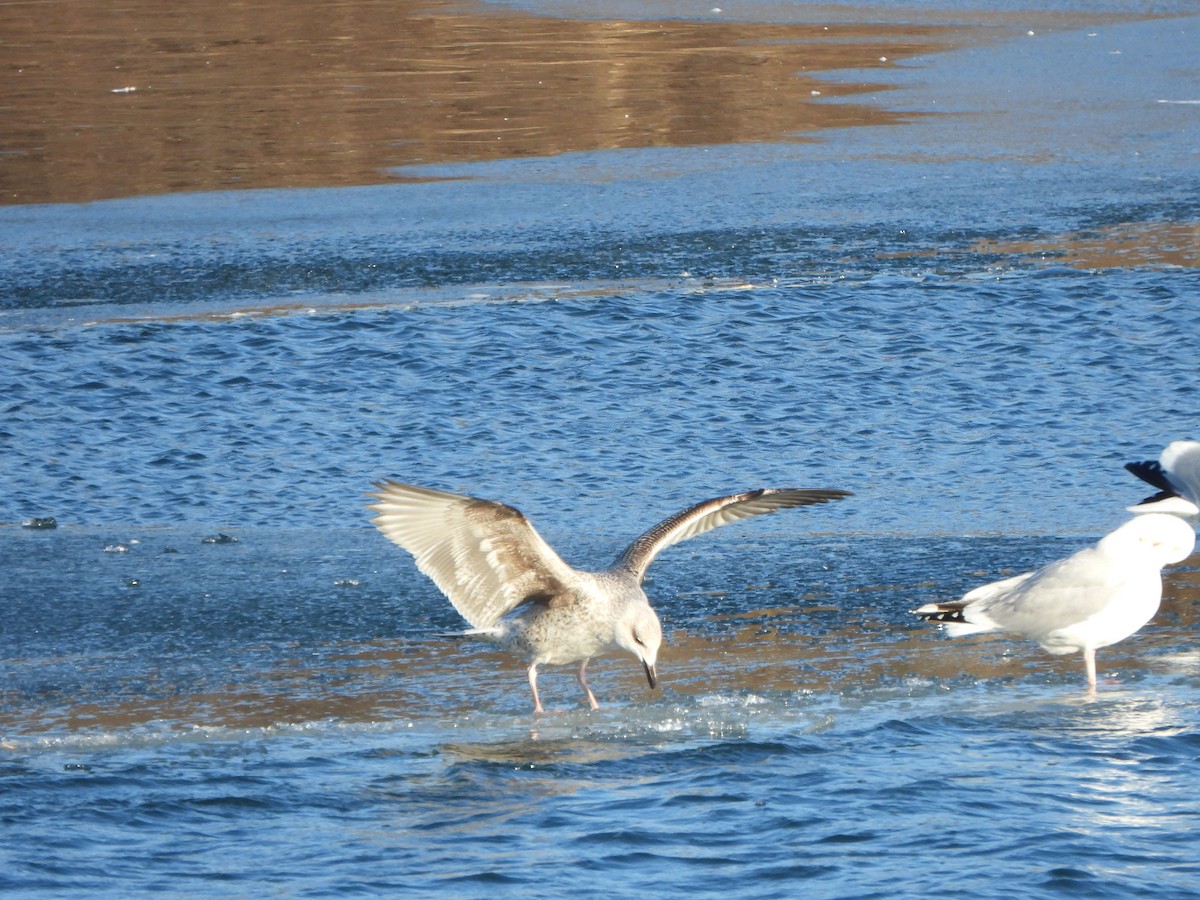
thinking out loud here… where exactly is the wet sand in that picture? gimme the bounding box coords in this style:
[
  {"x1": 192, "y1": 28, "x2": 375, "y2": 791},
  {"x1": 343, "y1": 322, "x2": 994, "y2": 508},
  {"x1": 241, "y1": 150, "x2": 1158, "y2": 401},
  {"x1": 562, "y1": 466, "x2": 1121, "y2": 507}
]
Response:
[{"x1": 7, "y1": 557, "x2": 1197, "y2": 734}]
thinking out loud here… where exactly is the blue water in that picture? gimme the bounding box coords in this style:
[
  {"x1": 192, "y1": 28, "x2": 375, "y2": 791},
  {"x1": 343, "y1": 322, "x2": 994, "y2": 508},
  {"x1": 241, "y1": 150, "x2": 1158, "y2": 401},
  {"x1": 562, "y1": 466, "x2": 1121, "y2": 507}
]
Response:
[{"x1": 3, "y1": 7, "x2": 1200, "y2": 898}]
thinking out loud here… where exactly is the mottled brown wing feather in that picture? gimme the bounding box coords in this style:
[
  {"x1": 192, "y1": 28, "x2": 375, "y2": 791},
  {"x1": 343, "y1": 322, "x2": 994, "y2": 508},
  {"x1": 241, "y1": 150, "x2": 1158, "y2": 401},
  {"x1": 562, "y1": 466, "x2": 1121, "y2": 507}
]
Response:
[
  {"x1": 368, "y1": 480, "x2": 579, "y2": 629},
  {"x1": 613, "y1": 487, "x2": 851, "y2": 582}
]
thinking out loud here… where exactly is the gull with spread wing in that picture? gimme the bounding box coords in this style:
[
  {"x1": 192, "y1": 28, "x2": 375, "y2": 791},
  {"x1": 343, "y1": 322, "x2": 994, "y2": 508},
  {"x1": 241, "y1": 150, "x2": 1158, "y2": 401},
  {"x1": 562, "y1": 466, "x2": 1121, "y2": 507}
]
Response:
[
  {"x1": 369, "y1": 480, "x2": 850, "y2": 712},
  {"x1": 1125, "y1": 439, "x2": 1200, "y2": 516}
]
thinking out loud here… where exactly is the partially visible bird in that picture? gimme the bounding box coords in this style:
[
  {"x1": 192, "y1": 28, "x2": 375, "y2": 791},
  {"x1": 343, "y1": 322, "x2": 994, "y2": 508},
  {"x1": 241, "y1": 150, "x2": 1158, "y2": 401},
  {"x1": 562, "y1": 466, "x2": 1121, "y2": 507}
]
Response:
[
  {"x1": 913, "y1": 513, "x2": 1196, "y2": 688},
  {"x1": 369, "y1": 480, "x2": 851, "y2": 712},
  {"x1": 1126, "y1": 440, "x2": 1200, "y2": 516}
]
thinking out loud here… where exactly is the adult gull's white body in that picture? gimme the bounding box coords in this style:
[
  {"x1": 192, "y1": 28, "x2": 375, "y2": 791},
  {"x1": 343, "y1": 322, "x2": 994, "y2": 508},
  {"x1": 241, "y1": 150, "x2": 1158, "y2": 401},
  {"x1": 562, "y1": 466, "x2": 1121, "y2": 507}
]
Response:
[
  {"x1": 914, "y1": 514, "x2": 1195, "y2": 688},
  {"x1": 369, "y1": 480, "x2": 850, "y2": 712}
]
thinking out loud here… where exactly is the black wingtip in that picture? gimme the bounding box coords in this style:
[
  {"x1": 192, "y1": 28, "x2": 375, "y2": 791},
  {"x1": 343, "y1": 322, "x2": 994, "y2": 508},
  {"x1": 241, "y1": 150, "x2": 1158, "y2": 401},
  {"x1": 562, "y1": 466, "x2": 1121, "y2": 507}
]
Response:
[
  {"x1": 918, "y1": 609, "x2": 966, "y2": 623},
  {"x1": 1125, "y1": 460, "x2": 1173, "y2": 492},
  {"x1": 913, "y1": 603, "x2": 967, "y2": 623},
  {"x1": 1125, "y1": 459, "x2": 1180, "y2": 506}
]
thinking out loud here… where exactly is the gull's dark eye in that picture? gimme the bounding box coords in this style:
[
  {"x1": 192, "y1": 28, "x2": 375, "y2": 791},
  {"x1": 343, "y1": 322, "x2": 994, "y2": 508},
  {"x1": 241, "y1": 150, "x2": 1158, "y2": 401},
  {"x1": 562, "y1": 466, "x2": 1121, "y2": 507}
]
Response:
[{"x1": 633, "y1": 631, "x2": 645, "y2": 647}]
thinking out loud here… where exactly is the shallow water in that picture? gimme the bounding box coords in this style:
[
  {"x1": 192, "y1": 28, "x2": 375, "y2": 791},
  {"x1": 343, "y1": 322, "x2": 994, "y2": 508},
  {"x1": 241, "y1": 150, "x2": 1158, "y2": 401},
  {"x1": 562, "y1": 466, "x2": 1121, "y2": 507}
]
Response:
[{"x1": 2, "y1": 1, "x2": 1200, "y2": 896}]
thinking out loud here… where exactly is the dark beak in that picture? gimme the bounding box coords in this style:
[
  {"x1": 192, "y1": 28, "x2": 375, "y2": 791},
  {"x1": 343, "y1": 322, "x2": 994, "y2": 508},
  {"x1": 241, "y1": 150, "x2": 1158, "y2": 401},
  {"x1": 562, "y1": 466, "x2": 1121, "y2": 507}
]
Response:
[{"x1": 644, "y1": 660, "x2": 658, "y2": 690}]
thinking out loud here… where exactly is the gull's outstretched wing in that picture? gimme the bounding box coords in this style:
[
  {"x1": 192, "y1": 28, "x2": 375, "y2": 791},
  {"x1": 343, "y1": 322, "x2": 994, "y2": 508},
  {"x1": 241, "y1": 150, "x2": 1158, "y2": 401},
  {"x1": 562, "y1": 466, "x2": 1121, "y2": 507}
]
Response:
[
  {"x1": 1126, "y1": 459, "x2": 1173, "y2": 496},
  {"x1": 612, "y1": 487, "x2": 851, "y2": 583},
  {"x1": 368, "y1": 480, "x2": 580, "y2": 629},
  {"x1": 1158, "y1": 440, "x2": 1200, "y2": 506},
  {"x1": 1126, "y1": 459, "x2": 1178, "y2": 506},
  {"x1": 1126, "y1": 440, "x2": 1200, "y2": 513}
]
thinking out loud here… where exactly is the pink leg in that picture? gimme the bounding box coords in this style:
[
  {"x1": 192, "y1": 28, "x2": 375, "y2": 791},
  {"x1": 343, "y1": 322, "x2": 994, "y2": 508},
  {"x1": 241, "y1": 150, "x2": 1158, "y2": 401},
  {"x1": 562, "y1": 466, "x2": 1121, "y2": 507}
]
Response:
[
  {"x1": 527, "y1": 663, "x2": 545, "y2": 713},
  {"x1": 578, "y1": 658, "x2": 599, "y2": 710},
  {"x1": 1084, "y1": 648, "x2": 1097, "y2": 691}
]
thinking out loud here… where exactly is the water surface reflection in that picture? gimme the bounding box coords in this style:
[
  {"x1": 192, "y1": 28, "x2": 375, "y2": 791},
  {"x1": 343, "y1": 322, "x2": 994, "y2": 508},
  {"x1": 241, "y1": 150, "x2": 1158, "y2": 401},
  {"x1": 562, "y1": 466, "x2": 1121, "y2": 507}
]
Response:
[{"x1": 2, "y1": 0, "x2": 960, "y2": 203}]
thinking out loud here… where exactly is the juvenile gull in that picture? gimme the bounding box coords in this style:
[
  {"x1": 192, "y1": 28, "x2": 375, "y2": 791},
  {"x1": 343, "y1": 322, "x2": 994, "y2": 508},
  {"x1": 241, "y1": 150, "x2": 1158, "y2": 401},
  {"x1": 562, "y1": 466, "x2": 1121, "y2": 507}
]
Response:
[
  {"x1": 913, "y1": 514, "x2": 1195, "y2": 688},
  {"x1": 369, "y1": 480, "x2": 850, "y2": 712},
  {"x1": 1125, "y1": 440, "x2": 1200, "y2": 516}
]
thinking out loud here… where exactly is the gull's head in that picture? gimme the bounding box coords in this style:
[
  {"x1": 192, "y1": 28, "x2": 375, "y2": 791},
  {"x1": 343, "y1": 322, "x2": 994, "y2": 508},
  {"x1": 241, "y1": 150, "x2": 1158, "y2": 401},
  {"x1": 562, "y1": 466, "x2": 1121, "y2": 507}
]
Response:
[
  {"x1": 616, "y1": 602, "x2": 662, "y2": 691},
  {"x1": 1102, "y1": 513, "x2": 1196, "y2": 566}
]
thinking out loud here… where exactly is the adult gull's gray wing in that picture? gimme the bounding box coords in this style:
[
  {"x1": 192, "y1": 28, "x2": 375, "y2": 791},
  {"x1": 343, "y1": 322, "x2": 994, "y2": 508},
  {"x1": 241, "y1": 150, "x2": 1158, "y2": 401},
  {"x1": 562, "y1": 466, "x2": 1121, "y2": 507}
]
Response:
[
  {"x1": 612, "y1": 487, "x2": 851, "y2": 582},
  {"x1": 368, "y1": 480, "x2": 580, "y2": 629},
  {"x1": 915, "y1": 554, "x2": 1116, "y2": 638},
  {"x1": 967, "y1": 547, "x2": 1131, "y2": 638}
]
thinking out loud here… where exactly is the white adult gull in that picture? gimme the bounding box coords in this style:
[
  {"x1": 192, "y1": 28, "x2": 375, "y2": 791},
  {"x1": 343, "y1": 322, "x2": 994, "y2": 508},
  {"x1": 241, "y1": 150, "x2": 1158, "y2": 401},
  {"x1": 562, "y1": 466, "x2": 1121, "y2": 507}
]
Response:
[
  {"x1": 913, "y1": 514, "x2": 1195, "y2": 689},
  {"x1": 1125, "y1": 439, "x2": 1200, "y2": 516},
  {"x1": 369, "y1": 480, "x2": 851, "y2": 712}
]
